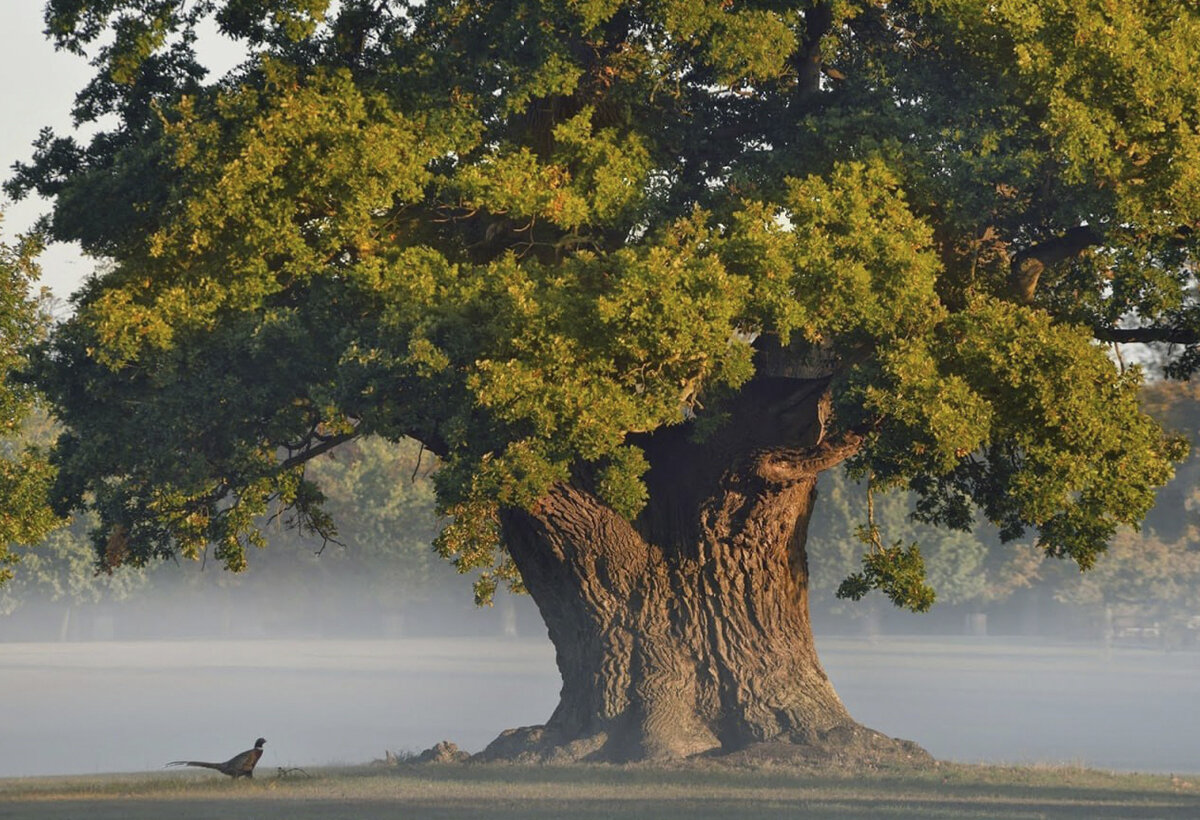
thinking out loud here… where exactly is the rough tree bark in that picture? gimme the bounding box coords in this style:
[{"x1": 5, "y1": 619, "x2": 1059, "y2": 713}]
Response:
[{"x1": 479, "y1": 374, "x2": 930, "y2": 765}]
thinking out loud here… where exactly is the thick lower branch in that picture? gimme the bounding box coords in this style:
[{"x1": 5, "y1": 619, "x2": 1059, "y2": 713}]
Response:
[
  {"x1": 1009, "y1": 225, "x2": 1102, "y2": 304},
  {"x1": 1094, "y1": 325, "x2": 1200, "y2": 345}
]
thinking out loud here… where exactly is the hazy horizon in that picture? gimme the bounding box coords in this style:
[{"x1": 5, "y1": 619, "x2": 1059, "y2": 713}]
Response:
[{"x1": 2, "y1": 587, "x2": 1199, "y2": 778}]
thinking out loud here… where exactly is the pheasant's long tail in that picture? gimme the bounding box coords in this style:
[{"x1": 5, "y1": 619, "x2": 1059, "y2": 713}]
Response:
[{"x1": 165, "y1": 761, "x2": 223, "y2": 771}]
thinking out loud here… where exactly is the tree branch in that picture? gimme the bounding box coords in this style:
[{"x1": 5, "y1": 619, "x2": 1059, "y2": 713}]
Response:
[
  {"x1": 279, "y1": 432, "x2": 357, "y2": 472},
  {"x1": 1093, "y1": 325, "x2": 1200, "y2": 345},
  {"x1": 1009, "y1": 225, "x2": 1103, "y2": 304}
]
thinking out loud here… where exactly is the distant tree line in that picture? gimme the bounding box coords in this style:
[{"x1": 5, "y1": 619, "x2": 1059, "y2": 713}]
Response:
[{"x1": 0, "y1": 433, "x2": 516, "y2": 640}]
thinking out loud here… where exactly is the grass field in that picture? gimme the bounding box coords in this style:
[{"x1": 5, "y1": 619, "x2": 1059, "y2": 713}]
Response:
[{"x1": 2, "y1": 762, "x2": 1199, "y2": 819}]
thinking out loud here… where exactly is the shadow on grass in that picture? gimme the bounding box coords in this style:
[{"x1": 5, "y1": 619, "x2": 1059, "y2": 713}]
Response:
[
  {"x1": 4, "y1": 794, "x2": 1199, "y2": 820},
  {"x1": 2, "y1": 763, "x2": 1199, "y2": 819}
]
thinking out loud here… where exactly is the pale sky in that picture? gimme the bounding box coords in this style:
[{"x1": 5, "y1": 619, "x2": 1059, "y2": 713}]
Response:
[
  {"x1": 2, "y1": 3, "x2": 98, "y2": 301},
  {"x1": 3, "y1": 4, "x2": 243, "y2": 303}
]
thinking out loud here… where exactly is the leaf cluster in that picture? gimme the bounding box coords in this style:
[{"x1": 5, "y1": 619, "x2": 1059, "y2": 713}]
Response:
[{"x1": 836, "y1": 542, "x2": 936, "y2": 614}]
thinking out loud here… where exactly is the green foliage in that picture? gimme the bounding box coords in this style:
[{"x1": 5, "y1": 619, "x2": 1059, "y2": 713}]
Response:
[
  {"x1": 837, "y1": 543, "x2": 936, "y2": 614},
  {"x1": 594, "y1": 445, "x2": 650, "y2": 522},
  {"x1": 13, "y1": 0, "x2": 1200, "y2": 602},
  {"x1": 1040, "y1": 379, "x2": 1200, "y2": 635},
  {"x1": 916, "y1": 299, "x2": 1185, "y2": 567},
  {"x1": 0, "y1": 227, "x2": 61, "y2": 583},
  {"x1": 926, "y1": 0, "x2": 1200, "y2": 228},
  {"x1": 0, "y1": 232, "x2": 49, "y2": 433},
  {"x1": 827, "y1": 472, "x2": 937, "y2": 612},
  {"x1": 723, "y1": 159, "x2": 945, "y2": 347}
]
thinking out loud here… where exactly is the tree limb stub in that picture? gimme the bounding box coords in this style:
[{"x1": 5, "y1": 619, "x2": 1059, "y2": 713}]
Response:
[{"x1": 755, "y1": 432, "x2": 865, "y2": 484}]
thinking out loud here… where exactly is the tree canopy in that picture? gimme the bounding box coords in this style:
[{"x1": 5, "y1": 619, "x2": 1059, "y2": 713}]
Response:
[{"x1": 11, "y1": 0, "x2": 1199, "y2": 603}]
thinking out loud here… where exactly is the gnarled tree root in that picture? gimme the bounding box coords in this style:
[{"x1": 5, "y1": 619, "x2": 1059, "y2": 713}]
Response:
[{"x1": 475, "y1": 722, "x2": 933, "y2": 770}]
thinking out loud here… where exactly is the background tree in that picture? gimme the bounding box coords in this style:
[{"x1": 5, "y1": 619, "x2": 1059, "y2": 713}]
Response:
[
  {"x1": 808, "y1": 467, "x2": 1045, "y2": 628},
  {"x1": 239, "y1": 434, "x2": 476, "y2": 636},
  {"x1": 1139, "y1": 380, "x2": 1200, "y2": 542},
  {"x1": 0, "y1": 511, "x2": 148, "y2": 640},
  {"x1": 1054, "y1": 528, "x2": 1200, "y2": 647},
  {"x1": 304, "y1": 436, "x2": 443, "y2": 606},
  {"x1": 12, "y1": 0, "x2": 1200, "y2": 763},
  {"x1": 0, "y1": 226, "x2": 60, "y2": 580},
  {"x1": 1050, "y1": 379, "x2": 1200, "y2": 647}
]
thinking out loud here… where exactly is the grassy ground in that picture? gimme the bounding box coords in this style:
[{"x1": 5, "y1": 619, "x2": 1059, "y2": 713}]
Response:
[{"x1": 1, "y1": 762, "x2": 1198, "y2": 819}]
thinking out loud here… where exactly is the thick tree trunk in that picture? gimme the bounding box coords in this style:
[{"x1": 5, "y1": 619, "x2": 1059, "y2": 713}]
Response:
[{"x1": 480, "y1": 377, "x2": 930, "y2": 766}]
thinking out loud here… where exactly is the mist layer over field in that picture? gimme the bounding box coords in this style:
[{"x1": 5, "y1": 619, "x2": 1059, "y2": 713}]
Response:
[{"x1": 2, "y1": 597, "x2": 1199, "y2": 779}]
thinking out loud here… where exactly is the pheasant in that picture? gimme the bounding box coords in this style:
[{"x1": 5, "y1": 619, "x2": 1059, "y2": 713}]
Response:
[{"x1": 166, "y1": 737, "x2": 266, "y2": 779}]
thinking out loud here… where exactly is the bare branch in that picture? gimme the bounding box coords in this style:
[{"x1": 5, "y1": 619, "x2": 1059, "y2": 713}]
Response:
[
  {"x1": 312, "y1": 531, "x2": 346, "y2": 557},
  {"x1": 412, "y1": 440, "x2": 426, "y2": 482}
]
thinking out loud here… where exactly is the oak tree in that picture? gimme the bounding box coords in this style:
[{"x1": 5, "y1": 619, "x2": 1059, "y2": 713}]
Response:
[{"x1": 12, "y1": 0, "x2": 1200, "y2": 762}]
